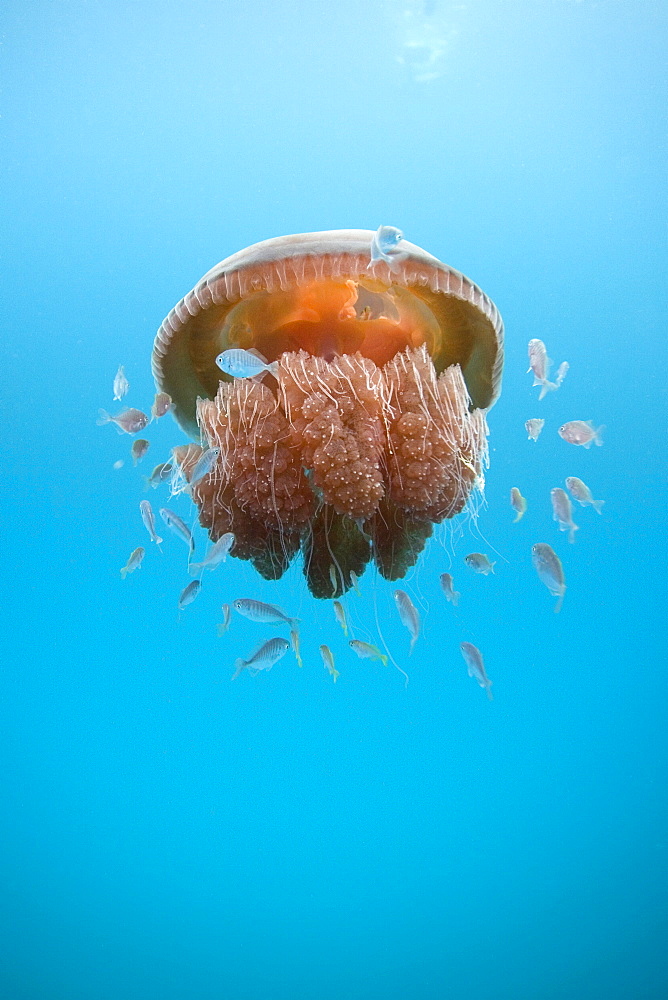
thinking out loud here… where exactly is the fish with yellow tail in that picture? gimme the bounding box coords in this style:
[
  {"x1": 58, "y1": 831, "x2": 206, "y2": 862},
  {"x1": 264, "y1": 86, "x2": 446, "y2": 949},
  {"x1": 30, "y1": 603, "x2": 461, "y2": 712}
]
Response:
[
  {"x1": 510, "y1": 487, "x2": 527, "y2": 522},
  {"x1": 320, "y1": 645, "x2": 339, "y2": 683},
  {"x1": 120, "y1": 547, "x2": 144, "y2": 579},
  {"x1": 349, "y1": 640, "x2": 388, "y2": 666}
]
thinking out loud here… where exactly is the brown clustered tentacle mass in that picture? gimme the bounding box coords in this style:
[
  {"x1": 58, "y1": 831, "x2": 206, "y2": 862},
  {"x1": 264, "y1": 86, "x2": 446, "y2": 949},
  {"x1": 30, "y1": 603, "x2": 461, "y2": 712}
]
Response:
[{"x1": 176, "y1": 347, "x2": 488, "y2": 596}]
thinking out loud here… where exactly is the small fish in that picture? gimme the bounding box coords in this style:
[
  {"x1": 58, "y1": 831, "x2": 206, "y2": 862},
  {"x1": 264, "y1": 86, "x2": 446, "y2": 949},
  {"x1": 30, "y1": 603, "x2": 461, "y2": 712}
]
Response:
[
  {"x1": 113, "y1": 365, "x2": 129, "y2": 401},
  {"x1": 349, "y1": 640, "x2": 388, "y2": 666},
  {"x1": 565, "y1": 476, "x2": 604, "y2": 514},
  {"x1": 190, "y1": 447, "x2": 220, "y2": 487},
  {"x1": 465, "y1": 553, "x2": 495, "y2": 575},
  {"x1": 131, "y1": 438, "x2": 150, "y2": 465},
  {"x1": 525, "y1": 418, "x2": 545, "y2": 442},
  {"x1": 333, "y1": 600, "x2": 348, "y2": 636},
  {"x1": 215, "y1": 349, "x2": 279, "y2": 380},
  {"x1": 120, "y1": 546, "x2": 144, "y2": 579},
  {"x1": 144, "y1": 461, "x2": 173, "y2": 489},
  {"x1": 139, "y1": 500, "x2": 162, "y2": 546},
  {"x1": 532, "y1": 542, "x2": 566, "y2": 613},
  {"x1": 349, "y1": 571, "x2": 362, "y2": 596},
  {"x1": 159, "y1": 507, "x2": 195, "y2": 553},
  {"x1": 112, "y1": 459, "x2": 124, "y2": 470},
  {"x1": 232, "y1": 636, "x2": 290, "y2": 679},
  {"x1": 291, "y1": 628, "x2": 303, "y2": 668},
  {"x1": 460, "y1": 642, "x2": 493, "y2": 701},
  {"x1": 97, "y1": 407, "x2": 150, "y2": 435},
  {"x1": 527, "y1": 339, "x2": 551, "y2": 384},
  {"x1": 178, "y1": 579, "x2": 201, "y2": 610},
  {"x1": 151, "y1": 392, "x2": 173, "y2": 419},
  {"x1": 329, "y1": 563, "x2": 338, "y2": 596},
  {"x1": 216, "y1": 603, "x2": 232, "y2": 636},
  {"x1": 188, "y1": 532, "x2": 234, "y2": 574},
  {"x1": 369, "y1": 225, "x2": 404, "y2": 267},
  {"x1": 558, "y1": 420, "x2": 604, "y2": 448},
  {"x1": 320, "y1": 645, "x2": 339, "y2": 682},
  {"x1": 510, "y1": 487, "x2": 527, "y2": 522},
  {"x1": 527, "y1": 341, "x2": 569, "y2": 400},
  {"x1": 550, "y1": 487, "x2": 579, "y2": 543},
  {"x1": 393, "y1": 589, "x2": 420, "y2": 654},
  {"x1": 555, "y1": 361, "x2": 569, "y2": 386},
  {"x1": 538, "y1": 379, "x2": 558, "y2": 400},
  {"x1": 439, "y1": 572, "x2": 460, "y2": 606},
  {"x1": 543, "y1": 364, "x2": 568, "y2": 398},
  {"x1": 233, "y1": 599, "x2": 300, "y2": 627},
  {"x1": 170, "y1": 449, "x2": 196, "y2": 492}
]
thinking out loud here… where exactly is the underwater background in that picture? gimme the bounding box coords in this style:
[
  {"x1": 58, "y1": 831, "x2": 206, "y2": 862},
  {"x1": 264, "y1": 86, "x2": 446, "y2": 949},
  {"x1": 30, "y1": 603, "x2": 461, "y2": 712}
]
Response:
[{"x1": 1, "y1": 2, "x2": 666, "y2": 998}]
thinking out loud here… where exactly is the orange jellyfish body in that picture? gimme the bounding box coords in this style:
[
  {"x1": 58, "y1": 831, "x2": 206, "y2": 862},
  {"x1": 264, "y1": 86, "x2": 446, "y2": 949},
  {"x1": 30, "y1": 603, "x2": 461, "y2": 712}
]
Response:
[{"x1": 153, "y1": 230, "x2": 503, "y2": 597}]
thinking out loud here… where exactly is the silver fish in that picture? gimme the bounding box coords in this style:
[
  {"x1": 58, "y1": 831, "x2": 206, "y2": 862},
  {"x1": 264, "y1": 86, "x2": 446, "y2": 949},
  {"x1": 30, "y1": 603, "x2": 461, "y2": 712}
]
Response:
[
  {"x1": 532, "y1": 542, "x2": 566, "y2": 613},
  {"x1": 465, "y1": 552, "x2": 495, "y2": 575},
  {"x1": 393, "y1": 589, "x2": 420, "y2": 654},
  {"x1": 178, "y1": 579, "x2": 201, "y2": 610},
  {"x1": 320, "y1": 644, "x2": 339, "y2": 682},
  {"x1": 290, "y1": 628, "x2": 303, "y2": 668},
  {"x1": 527, "y1": 339, "x2": 551, "y2": 384},
  {"x1": 131, "y1": 438, "x2": 150, "y2": 465},
  {"x1": 527, "y1": 341, "x2": 568, "y2": 400},
  {"x1": 526, "y1": 418, "x2": 545, "y2": 442},
  {"x1": 216, "y1": 603, "x2": 232, "y2": 636},
  {"x1": 151, "y1": 392, "x2": 173, "y2": 419},
  {"x1": 139, "y1": 500, "x2": 162, "y2": 546},
  {"x1": 439, "y1": 573, "x2": 460, "y2": 606},
  {"x1": 188, "y1": 533, "x2": 234, "y2": 574},
  {"x1": 190, "y1": 447, "x2": 220, "y2": 486},
  {"x1": 159, "y1": 507, "x2": 195, "y2": 553},
  {"x1": 565, "y1": 477, "x2": 604, "y2": 514},
  {"x1": 558, "y1": 421, "x2": 604, "y2": 448},
  {"x1": 550, "y1": 487, "x2": 579, "y2": 543},
  {"x1": 369, "y1": 225, "x2": 404, "y2": 267},
  {"x1": 233, "y1": 598, "x2": 299, "y2": 627},
  {"x1": 98, "y1": 407, "x2": 149, "y2": 435},
  {"x1": 120, "y1": 546, "x2": 144, "y2": 579},
  {"x1": 144, "y1": 461, "x2": 173, "y2": 489},
  {"x1": 113, "y1": 365, "x2": 129, "y2": 401},
  {"x1": 510, "y1": 487, "x2": 527, "y2": 522},
  {"x1": 349, "y1": 640, "x2": 387, "y2": 665},
  {"x1": 333, "y1": 600, "x2": 348, "y2": 636},
  {"x1": 460, "y1": 642, "x2": 493, "y2": 701},
  {"x1": 232, "y1": 637, "x2": 290, "y2": 679},
  {"x1": 555, "y1": 361, "x2": 569, "y2": 386},
  {"x1": 216, "y1": 349, "x2": 279, "y2": 380}
]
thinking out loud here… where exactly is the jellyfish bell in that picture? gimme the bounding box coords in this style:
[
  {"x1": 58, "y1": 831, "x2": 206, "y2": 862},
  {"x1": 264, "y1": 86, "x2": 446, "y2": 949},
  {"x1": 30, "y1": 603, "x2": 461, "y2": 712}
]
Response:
[{"x1": 152, "y1": 230, "x2": 503, "y2": 598}]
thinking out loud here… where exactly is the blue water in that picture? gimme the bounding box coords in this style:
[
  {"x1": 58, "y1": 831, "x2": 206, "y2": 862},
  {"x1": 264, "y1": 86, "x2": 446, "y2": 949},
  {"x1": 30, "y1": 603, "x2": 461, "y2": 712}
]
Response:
[{"x1": 2, "y1": 2, "x2": 666, "y2": 998}]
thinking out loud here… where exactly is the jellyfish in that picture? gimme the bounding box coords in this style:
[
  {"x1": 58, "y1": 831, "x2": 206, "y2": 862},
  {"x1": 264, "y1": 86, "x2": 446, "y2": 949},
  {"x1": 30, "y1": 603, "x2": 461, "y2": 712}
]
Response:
[{"x1": 152, "y1": 230, "x2": 503, "y2": 598}]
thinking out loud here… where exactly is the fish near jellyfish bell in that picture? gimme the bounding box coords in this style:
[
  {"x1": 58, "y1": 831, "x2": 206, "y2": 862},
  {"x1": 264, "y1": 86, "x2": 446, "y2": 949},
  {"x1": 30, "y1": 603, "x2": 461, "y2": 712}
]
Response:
[{"x1": 152, "y1": 230, "x2": 504, "y2": 598}]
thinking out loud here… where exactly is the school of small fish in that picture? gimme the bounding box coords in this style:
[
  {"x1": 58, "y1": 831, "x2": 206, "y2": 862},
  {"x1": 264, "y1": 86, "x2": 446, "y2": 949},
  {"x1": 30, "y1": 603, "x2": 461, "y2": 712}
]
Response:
[{"x1": 102, "y1": 323, "x2": 606, "y2": 693}]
